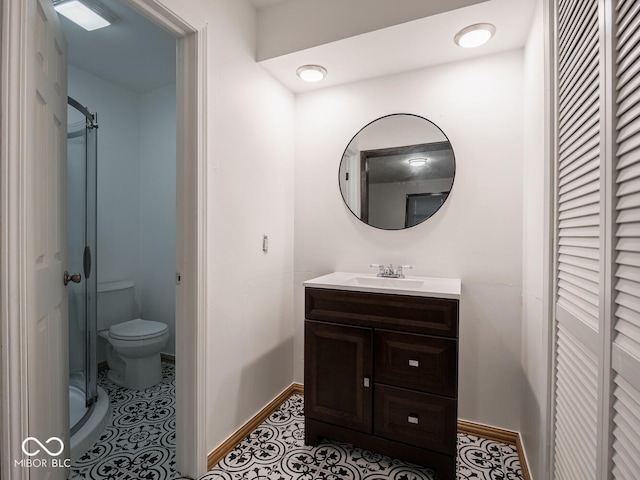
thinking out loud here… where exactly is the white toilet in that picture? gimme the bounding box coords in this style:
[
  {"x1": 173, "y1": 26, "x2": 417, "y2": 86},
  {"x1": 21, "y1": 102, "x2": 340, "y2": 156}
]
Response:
[{"x1": 97, "y1": 281, "x2": 169, "y2": 390}]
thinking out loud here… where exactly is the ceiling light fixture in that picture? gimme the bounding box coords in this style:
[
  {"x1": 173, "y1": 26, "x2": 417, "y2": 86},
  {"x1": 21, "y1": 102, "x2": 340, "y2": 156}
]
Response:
[
  {"x1": 296, "y1": 65, "x2": 328, "y2": 82},
  {"x1": 454, "y1": 23, "x2": 496, "y2": 48},
  {"x1": 53, "y1": 0, "x2": 119, "y2": 31},
  {"x1": 408, "y1": 158, "x2": 428, "y2": 167}
]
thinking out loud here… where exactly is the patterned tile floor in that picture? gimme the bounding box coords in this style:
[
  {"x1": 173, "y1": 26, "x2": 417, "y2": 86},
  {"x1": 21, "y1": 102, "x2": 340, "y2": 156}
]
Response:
[
  {"x1": 204, "y1": 394, "x2": 524, "y2": 480},
  {"x1": 69, "y1": 362, "x2": 189, "y2": 479},
  {"x1": 72, "y1": 365, "x2": 523, "y2": 479}
]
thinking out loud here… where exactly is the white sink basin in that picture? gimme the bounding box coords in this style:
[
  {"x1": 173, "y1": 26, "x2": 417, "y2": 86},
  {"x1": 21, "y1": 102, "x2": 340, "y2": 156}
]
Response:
[
  {"x1": 341, "y1": 276, "x2": 425, "y2": 289},
  {"x1": 304, "y1": 272, "x2": 461, "y2": 299}
]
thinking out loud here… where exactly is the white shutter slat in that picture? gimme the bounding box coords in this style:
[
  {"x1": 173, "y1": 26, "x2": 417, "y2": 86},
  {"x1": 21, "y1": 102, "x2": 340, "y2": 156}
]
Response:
[
  {"x1": 616, "y1": 264, "x2": 640, "y2": 282},
  {"x1": 559, "y1": 271, "x2": 600, "y2": 295},
  {"x1": 558, "y1": 214, "x2": 599, "y2": 230},
  {"x1": 559, "y1": 35, "x2": 598, "y2": 98},
  {"x1": 558, "y1": 252, "x2": 599, "y2": 271},
  {"x1": 559, "y1": 67, "x2": 599, "y2": 121},
  {"x1": 554, "y1": 322, "x2": 599, "y2": 479},
  {"x1": 559, "y1": 110, "x2": 599, "y2": 155},
  {"x1": 559, "y1": 135, "x2": 599, "y2": 171},
  {"x1": 617, "y1": 237, "x2": 640, "y2": 253},
  {"x1": 560, "y1": 81, "x2": 598, "y2": 132},
  {"x1": 559, "y1": 91, "x2": 598, "y2": 134},
  {"x1": 616, "y1": 71, "x2": 640, "y2": 112},
  {"x1": 616, "y1": 145, "x2": 640, "y2": 169},
  {"x1": 558, "y1": 201, "x2": 600, "y2": 220},
  {"x1": 559, "y1": 168, "x2": 600, "y2": 197},
  {"x1": 559, "y1": 235, "x2": 600, "y2": 248},
  {"x1": 617, "y1": 251, "x2": 640, "y2": 267},
  {"x1": 616, "y1": 0, "x2": 640, "y2": 33},
  {"x1": 616, "y1": 207, "x2": 640, "y2": 225},
  {"x1": 617, "y1": 91, "x2": 640, "y2": 131},
  {"x1": 559, "y1": 262, "x2": 600, "y2": 284},
  {"x1": 612, "y1": 374, "x2": 640, "y2": 480},
  {"x1": 559, "y1": 157, "x2": 599, "y2": 188},
  {"x1": 558, "y1": 245, "x2": 600, "y2": 260},
  {"x1": 617, "y1": 128, "x2": 640, "y2": 157},
  {"x1": 617, "y1": 181, "x2": 640, "y2": 198},
  {"x1": 617, "y1": 17, "x2": 640, "y2": 71},
  {"x1": 559, "y1": 3, "x2": 597, "y2": 59},
  {"x1": 559, "y1": 0, "x2": 597, "y2": 58},
  {"x1": 617, "y1": 161, "x2": 640, "y2": 184}
]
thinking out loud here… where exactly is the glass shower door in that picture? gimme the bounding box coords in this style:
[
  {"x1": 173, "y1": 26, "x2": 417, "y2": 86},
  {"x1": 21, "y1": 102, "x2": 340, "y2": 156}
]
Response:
[{"x1": 67, "y1": 97, "x2": 98, "y2": 434}]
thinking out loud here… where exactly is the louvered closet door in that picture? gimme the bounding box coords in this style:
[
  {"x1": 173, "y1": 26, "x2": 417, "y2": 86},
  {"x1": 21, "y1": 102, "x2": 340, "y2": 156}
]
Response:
[
  {"x1": 553, "y1": 0, "x2": 602, "y2": 478},
  {"x1": 611, "y1": 1, "x2": 640, "y2": 478}
]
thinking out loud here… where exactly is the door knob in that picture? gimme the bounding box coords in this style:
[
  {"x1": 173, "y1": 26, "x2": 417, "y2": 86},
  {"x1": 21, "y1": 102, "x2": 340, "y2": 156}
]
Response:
[{"x1": 63, "y1": 271, "x2": 82, "y2": 286}]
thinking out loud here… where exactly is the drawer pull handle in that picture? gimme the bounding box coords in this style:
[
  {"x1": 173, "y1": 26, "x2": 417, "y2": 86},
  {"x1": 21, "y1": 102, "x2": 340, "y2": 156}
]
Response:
[
  {"x1": 364, "y1": 377, "x2": 370, "y2": 388},
  {"x1": 408, "y1": 415, "x2": 419, "y2": 425},
  {"x1": 408, "y1": 359, "x2": 419, "y2": 367}
]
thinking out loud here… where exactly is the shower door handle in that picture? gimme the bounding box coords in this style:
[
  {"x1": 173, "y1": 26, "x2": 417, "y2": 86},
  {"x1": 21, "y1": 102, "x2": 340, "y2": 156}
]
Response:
[
  {"x1": 63, "y1": 271, "x2": 82, "y2": 286},
  {"x1": 83, "y1": 246, "x2": 92, "y2": 279}
]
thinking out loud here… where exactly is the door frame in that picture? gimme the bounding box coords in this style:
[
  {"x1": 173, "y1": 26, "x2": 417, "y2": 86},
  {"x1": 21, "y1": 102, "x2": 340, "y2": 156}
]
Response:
[{"x1": 0, "y1": 0, "x2": 209, "y2": 477}]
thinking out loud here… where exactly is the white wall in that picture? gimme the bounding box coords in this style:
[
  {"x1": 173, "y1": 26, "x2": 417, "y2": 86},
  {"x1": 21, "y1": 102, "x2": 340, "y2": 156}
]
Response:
[
  {"x1": 521, "y1": 0, "x2": 548, "y2": 477},
  {"x1": 139, "y1": 85, "x2": 177, "y2": 355},
  {"x1": 294, "y1": 50, "x2": 525, "y2": 430},
  {"x1": 160, "y1": 0, "x2": 297, "y2": 454},
  {"x1": 68, "y1": 67, "x2": 177, "y2": 356},
  {"x1": 68, "y1": 65, "x2": 141, "y2": 288}
]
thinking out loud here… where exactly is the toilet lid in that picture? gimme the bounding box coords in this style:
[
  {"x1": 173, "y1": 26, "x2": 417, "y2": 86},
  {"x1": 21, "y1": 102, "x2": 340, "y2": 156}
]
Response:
[{"x1": 109, "y1": 318, "x2": 168, "y2": 341}]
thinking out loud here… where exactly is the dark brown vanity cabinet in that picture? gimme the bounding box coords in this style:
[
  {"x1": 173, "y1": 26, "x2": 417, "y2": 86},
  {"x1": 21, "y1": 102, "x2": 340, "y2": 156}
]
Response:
[{"x1": 304, "y1": 287, "x2": 459, "y2": 480}]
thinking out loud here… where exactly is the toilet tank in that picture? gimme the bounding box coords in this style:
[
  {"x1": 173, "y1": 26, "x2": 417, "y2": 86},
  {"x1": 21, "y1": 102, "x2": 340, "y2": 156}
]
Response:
[{"x1": 97, "y1": 280, "x2": 140, "y2": 330}]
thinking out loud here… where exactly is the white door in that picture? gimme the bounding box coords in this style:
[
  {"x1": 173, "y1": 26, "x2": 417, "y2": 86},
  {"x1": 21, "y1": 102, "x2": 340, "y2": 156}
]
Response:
[
  {"x1": 24, "y1": 0, "x2": 69, "y2": 478},
  {"x1": 552, "y1": 0, "x2": 602, "y2": 478}
]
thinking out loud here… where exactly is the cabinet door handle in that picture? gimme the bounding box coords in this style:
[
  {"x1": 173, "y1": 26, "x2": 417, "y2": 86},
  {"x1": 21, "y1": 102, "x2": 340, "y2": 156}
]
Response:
[
  {"x1": 408, "y1": 359, "x2": 419, "y2": 367},
  {"x1": 364, "y1": 377, "x2": 370, "y2": 388},
  {"x1": 408, "y1": 415, "x2": 419, "y2": 425}
]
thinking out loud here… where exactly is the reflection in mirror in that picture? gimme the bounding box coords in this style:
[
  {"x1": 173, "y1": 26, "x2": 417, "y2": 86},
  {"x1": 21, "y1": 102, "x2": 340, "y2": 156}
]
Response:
[{"x1": 339, "y1": 114, "x2": 455, "y2": 230}]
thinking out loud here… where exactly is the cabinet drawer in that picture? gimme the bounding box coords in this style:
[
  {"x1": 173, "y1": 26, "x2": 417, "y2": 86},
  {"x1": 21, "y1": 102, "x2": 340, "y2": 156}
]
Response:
[
  {"x1": 374, "y1": 384, "x2": 457, "y2": 454},
  {"x1": 375, "y1": 330, "x2": 457, "y2": 397},
  {"x1": 306, "y1": 288, "x2": 458, "y2": 338}
]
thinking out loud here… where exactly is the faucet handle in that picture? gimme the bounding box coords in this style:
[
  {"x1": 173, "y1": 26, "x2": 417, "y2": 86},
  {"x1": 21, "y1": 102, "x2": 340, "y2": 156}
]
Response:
[
  {"x1": 396, "y1": 265, "x2": 413, "y2": 278},
  {"x1": 370, "y1": 264, "x2": 385, "y2": 276}
]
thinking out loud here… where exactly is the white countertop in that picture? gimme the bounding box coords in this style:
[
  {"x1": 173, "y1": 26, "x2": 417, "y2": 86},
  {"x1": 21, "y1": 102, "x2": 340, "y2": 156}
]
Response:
[{"x1": 304, "y1": 272, "x2": 461, "y2": 299}]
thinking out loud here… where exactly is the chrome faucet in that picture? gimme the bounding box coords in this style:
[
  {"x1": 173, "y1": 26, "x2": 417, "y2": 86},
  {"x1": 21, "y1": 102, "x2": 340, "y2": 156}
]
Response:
[{"x1": 370, "y1": 264, "x2": 413, "y2": 278}]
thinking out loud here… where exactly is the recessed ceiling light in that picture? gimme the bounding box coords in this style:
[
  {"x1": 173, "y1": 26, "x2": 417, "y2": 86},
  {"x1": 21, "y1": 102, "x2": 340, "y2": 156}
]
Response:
[
  {"x1": 408, "y1": 158, "x2": 428, "y2": 167},
  {"x1": 296, "y1": 65, "x2": 328, "y2": 82},
  {"x1": 454, "y1": 23, "x2": 496, "y2": 48},
  {"x1": 54, "y1": 0, "x2": 118, "y2": 31}
]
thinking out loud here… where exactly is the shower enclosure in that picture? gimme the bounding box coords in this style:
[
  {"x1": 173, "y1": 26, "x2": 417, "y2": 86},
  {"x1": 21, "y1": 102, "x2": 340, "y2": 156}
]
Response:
[{"x1": 67, "y1": 97, "x2": 108, "y2": 459}]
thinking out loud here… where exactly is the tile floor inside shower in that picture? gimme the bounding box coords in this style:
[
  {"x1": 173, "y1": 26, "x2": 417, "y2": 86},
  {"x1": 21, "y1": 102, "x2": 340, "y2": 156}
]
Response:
[{"x1": 70, "y1": 363, "x2": 524, "y2": 480}]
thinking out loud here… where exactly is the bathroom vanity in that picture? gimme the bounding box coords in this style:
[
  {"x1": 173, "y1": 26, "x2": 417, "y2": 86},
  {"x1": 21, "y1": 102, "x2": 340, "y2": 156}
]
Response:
[{"x1": 303, "y1": 272, "x2": 460, "y2": 480}]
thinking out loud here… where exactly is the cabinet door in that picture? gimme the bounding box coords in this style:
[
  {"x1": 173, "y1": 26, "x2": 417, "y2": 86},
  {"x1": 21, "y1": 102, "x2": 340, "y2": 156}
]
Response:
[{"x1": 305, "y1": 320, "x2": 373, "y2": 433}]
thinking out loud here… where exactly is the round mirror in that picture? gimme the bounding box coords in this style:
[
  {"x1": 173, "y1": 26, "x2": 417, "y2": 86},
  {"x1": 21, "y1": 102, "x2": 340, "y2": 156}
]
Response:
[{"x1": 339, "y1": 113, "x2": 456, "y2": 230}]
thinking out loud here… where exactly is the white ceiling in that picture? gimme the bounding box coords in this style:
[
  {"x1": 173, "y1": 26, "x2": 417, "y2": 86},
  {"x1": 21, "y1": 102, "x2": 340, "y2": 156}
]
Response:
[
  {"x1": 59, "y1": 0, "x2": 536, "y2": 96},
  {"x1": 259, "y1": 0, "x2": 536, "y2": 93},
  {"x1": 59, "y1": 0, "x2": 176, "y2": 93},
  {"x1": 248, "y1": 0, "x2": 288, "y2": 9}
]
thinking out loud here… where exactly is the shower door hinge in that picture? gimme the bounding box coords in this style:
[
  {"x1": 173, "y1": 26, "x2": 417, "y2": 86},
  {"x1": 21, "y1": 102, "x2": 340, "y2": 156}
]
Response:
[{"x1": 176, "y1": 273, "x2": 181, "y2": 285}]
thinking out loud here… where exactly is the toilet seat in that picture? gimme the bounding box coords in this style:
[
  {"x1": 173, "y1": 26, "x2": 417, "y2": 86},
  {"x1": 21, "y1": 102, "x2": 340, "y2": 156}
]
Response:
[{"x1": 109, "y1": 318, "x2": 168, "y2": 341}]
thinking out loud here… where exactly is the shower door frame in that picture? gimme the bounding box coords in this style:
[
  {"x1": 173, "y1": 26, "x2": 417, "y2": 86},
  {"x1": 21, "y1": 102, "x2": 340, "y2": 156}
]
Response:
[
  {"x1": 0, "y1": 1, "x2": 209, "y2": 478},
  {"x1": 67, "y1": 95, "x2": 98, "y2": 435}
]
